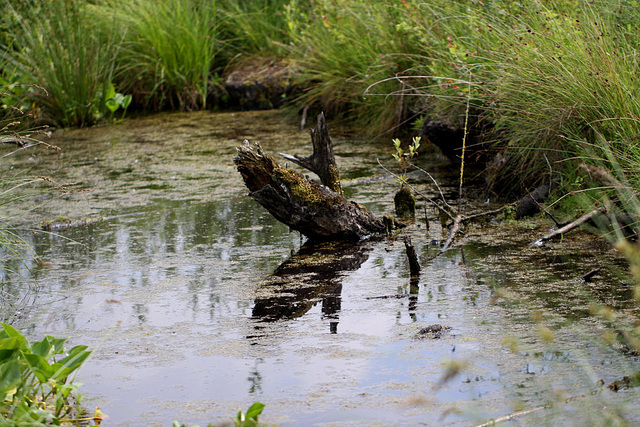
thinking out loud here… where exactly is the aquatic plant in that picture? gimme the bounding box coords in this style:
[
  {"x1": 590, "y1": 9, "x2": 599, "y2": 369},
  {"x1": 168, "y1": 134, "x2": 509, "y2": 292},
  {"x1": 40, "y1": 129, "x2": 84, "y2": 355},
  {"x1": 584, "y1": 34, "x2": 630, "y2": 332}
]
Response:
[
  {"x1": 171, "y1": 402, "x2": 267, "y2": 427},
  {"x1": 1, "y1": 0, "x2": 120, "y2": 127},
  {"x1": 104, "y1": 82, "x2": 132, "y2": 122},
  {"x1": 391, "y1": 136, "x2": 420, "y2": 184},
  {"x1": 0, "y1": 324, "x2": 93, "y2": 425},
  {"x1": 233, "y1": 402, "x2": 266, "y2": 427},
  {"x1": 95, "y1": 0, "x2": 219, "y2": 111}
]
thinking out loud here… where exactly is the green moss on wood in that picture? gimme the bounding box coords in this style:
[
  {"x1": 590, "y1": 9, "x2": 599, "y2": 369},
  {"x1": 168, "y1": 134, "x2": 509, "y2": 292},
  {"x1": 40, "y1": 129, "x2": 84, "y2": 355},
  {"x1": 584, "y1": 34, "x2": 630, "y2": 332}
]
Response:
[
  {"x1": 274, "y1": 166, "x2": 341, "y2": 208},
  {"x1": 394, "y1": 185, "x2": 416, "y2": 218}
]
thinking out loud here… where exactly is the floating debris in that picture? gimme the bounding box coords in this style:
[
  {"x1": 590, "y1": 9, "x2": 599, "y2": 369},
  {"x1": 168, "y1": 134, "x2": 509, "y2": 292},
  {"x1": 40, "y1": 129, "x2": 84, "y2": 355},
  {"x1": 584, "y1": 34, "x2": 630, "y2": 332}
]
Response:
[{"x1": 415, "y1": 324, "x2": 451, "y2": 340}]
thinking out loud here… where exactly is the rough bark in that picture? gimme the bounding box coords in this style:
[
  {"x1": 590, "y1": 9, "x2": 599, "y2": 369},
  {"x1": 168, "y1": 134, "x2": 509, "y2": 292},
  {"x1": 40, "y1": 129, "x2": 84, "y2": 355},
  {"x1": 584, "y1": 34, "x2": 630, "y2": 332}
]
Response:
[
  {"x1": 279, "y1": 112, "x2": 342, "y2": 193},
  {"x1": 234, "y1": 141, "x2": 384, "y2": 241}
]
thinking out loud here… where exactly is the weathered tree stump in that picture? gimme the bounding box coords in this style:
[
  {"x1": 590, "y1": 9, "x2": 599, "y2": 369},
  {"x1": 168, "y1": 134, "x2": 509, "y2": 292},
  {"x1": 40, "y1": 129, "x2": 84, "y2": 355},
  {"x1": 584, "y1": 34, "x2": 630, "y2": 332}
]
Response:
[
  {"x1": 233, "y1": 114, "x2": 385, "y2": 241},
  {"x1": 394, "y1": 185, "x2": 416, "y2": 218},
  {"x1": 279, "y1": 112, "x2": 342, "y2": 193}
]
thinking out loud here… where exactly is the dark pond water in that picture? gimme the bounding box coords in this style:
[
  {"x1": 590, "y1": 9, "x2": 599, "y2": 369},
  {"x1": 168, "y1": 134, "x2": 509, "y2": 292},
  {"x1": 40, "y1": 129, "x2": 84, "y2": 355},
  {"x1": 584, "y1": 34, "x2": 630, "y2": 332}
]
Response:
[{"x1": 2, "y1": 110, "x2": 640, "y2": 426}]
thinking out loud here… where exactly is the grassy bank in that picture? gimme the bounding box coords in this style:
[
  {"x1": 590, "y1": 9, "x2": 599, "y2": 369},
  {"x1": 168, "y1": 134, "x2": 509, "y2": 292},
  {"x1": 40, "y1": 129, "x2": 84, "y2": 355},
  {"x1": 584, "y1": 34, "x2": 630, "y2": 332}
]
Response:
[{"x1": 1, "y1": 0, "x2": 640, "y2": 199}]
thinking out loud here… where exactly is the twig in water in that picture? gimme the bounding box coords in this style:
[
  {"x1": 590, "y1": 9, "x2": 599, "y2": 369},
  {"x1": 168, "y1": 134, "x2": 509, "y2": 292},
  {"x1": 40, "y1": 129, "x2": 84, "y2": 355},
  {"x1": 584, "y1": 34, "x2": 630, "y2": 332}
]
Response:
[
  {"x1": 440, "y1": 214, "x2": 462, "y2": 254},
  {"x1": 531, "y1": 206, "x2": 607, "y2": 246},
  {"x1": 473, "y1": 403, "x2": 551, "y2": 427}
]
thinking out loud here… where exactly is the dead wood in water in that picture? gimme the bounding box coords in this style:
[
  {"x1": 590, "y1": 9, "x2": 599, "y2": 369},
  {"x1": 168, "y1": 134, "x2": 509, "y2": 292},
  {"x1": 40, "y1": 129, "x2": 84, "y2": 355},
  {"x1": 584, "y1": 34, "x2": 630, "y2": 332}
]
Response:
[
  {"x1": 279, "y1": 112, "x2": 342, "y2": 193},
  {"x1": 531, "y1": 206, "x2": 607, "y2": 246},
  {"x1": 234, "y1": 118, "x2": 385, "y2": 240},
  {"x1": 404, "y1": 236, "x2": 421, "y2": 277}
]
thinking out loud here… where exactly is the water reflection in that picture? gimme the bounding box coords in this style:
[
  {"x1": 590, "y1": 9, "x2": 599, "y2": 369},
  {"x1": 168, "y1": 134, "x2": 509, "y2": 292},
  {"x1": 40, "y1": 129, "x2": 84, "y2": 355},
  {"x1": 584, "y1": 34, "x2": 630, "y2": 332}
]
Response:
[
  {"x1": 1, "y1": 197, "x2": 302, "y2": 331},
  {"x1": 252, "y1": 240, "x2": 376, "y2": 331},
  {"x1": 3, "y1": 109, "x2": 640, "y2": 426}
]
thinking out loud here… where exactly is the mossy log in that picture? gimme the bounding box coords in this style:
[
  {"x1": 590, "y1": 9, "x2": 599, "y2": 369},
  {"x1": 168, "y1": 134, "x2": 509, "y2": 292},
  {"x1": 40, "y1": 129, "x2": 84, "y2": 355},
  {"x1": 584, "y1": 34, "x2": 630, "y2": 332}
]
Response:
[{"x1": 234, "y1": 140, "x2": 385, "y2": 241}]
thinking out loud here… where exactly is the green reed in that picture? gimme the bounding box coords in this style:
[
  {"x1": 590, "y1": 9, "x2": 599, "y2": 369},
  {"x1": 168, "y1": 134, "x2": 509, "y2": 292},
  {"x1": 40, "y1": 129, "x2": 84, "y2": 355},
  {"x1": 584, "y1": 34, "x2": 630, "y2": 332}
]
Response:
[
  {"x1": 93, "y1": 0, "x2": 218, "y2": 111},
  {"x1": 1, "y1": 0, "x2": 119, "y2": 127}
]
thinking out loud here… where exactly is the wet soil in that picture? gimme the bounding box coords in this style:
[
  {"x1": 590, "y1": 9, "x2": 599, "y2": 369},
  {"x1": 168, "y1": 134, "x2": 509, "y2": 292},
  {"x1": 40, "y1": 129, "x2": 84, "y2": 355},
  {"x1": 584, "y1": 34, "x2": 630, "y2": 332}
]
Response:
[{"x1": 2, "y1": 110, "x2": 640, "y2": 426}]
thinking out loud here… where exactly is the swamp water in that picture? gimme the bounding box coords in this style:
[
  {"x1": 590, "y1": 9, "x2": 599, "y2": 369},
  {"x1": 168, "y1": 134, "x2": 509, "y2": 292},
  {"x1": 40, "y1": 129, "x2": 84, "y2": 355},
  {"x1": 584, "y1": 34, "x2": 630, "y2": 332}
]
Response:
[{"x1": 2, "y1": 110, "x2": 640, "y2": 426}]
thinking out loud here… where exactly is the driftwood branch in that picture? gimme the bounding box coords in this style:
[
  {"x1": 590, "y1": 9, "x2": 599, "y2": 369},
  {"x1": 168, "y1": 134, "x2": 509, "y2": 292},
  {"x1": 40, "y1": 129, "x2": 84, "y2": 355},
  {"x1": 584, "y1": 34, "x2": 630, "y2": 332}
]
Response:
[
  {"x1": 531, "y1": 206, "x2": 607, "y2": 246},
  {"x1": 279, "y1": 112, "x2": 342, "y2": 193}
]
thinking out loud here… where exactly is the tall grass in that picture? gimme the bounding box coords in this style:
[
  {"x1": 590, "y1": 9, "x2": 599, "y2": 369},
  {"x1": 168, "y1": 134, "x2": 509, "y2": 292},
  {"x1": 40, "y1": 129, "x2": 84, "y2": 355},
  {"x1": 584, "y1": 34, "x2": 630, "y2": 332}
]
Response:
[
  {"x1": 1, "y1": 0, "x2": 120, "y2": 127},
  {"x1": 291, "y1": 0, "x2": 424, "y2": 135},
  {"x1": 397, "y1": 1, "x2": 640, "y2": 191},
  {"x1": 217, "y1": 0, "x2": 300, "y2": 61},
  {"x1": 478, "y1": 2, "x2": 640, "y2": 189},
  {"x1": 95, "y1": 0, "x2": 218, "y2": 111}
]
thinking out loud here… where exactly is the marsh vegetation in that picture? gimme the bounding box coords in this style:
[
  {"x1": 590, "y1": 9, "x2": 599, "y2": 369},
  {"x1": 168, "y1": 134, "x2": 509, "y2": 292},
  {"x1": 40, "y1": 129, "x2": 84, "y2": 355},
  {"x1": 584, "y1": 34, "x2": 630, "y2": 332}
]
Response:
[{"x1": 2, "y1": 0, "x2": 640, "y2": 425}]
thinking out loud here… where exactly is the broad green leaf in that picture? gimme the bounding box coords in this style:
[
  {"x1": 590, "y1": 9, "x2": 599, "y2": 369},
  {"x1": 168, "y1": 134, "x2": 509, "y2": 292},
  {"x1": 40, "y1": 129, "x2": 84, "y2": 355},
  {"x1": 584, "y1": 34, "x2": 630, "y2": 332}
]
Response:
[
  {"x1": 245, "y1": 402, "x2": 265, "y2": 420},
  {"x1": 105, "y1": 82, "x2": 116, "y2": 101},
  {"x1": 24, "y1": 353, "x2": 54, "y2": 383},
  {"x1": 106, "y1": 99, "x2": 119, "y2": 113},
  {"x1": 0, "y1": 359, "x2": 21, "y2": 398},
  {"x1": 122, "y1": 94, "x2": 132, "y2": 109},
  {"x1": 32, "y1": 338, "x2": 54, "y2": 359},
  {"x1": 0, "y1": 335, "x2": 29, "y2": 352},
  {"x1": 52, "y1": 346, "x2": 91, "y2": 381},
  {"x1": 45, "y1": 336, "x2": 67, "y2": 355},
  {"x1": 1, "y1": 323, "x2": 25, "y2": 339},
  {"x1": 0, "y1": 348, "x2": 17, "y2": 363}
]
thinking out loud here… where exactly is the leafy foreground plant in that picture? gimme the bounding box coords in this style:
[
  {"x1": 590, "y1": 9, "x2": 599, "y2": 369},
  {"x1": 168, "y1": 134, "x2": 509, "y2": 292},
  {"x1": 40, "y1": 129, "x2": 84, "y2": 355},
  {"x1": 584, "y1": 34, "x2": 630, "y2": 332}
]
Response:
[
  {"x1": 233, "y1": 402, "x2": 266, "y2": 427},
  {"x1": 0, "y1": 323, "x2": 96, "y2": 425},
  {"x1": 172, "y1": 402, "x2": 267, "y2": 427}
]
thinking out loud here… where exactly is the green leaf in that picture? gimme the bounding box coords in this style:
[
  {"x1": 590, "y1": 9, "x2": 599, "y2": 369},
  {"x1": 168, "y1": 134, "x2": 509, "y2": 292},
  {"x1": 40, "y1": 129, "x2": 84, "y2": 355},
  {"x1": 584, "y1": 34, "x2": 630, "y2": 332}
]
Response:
[
  {"x1": 0, "y1": 359, "x2": 21, "y2": 399},
  {"x1": 0, "y1": 335, "x2": 29, "y2": 353},
  {"x1": 51, "y1": 346, "x2": 91, "y2": 381},
  {"x1": 121, "y1": 94, "x2": 132, "y2": 109},
  {"x1": 32, "y1": 338, "x2": 54, "y2": 359},
  {"x1": 245, "y1": 402, "x2": 265, "y2": 420},
  {"x1": 105, "y1": 83, "x2": 116, "y2": 101},
  {"x1": 24, "y1": 353, "x2": 54, "y2": 383},
  {"x1": 45, "y1": 336, "x2": 67, "y2": 355},
  {"x1": 2, "y1": 323, "x2": 24, "y2": 339},
  {"x1": 106, "y1": 99, "x2": 119, "y2": 113}
]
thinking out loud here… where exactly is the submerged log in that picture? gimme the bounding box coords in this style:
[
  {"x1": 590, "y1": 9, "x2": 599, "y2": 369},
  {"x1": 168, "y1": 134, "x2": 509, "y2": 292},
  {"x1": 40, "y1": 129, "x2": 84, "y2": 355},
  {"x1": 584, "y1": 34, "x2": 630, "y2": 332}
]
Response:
[{"x1": 234, "y1": 139, "x2": 384, "y2": 241}]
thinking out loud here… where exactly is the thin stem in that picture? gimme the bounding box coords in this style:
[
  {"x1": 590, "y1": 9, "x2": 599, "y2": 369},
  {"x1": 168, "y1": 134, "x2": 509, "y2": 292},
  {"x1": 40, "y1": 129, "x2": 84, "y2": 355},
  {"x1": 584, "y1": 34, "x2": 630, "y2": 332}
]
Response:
[{"x1": 458, "y1": 72, "x2": 472, "y2": 209}]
